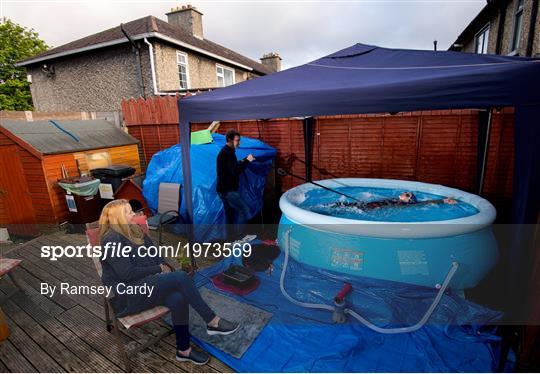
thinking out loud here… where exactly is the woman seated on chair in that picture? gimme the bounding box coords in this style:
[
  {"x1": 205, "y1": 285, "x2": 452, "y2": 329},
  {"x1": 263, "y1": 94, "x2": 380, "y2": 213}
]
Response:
[{"x1": 99, "y1": 199, "x2": 239, "y2": 365}]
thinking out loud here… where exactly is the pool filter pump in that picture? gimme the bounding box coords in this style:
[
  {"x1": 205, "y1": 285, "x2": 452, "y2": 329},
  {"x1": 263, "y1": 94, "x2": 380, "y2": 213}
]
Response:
[{"x1": 332, "y1": 283, "x2": 352, "y2": 323}]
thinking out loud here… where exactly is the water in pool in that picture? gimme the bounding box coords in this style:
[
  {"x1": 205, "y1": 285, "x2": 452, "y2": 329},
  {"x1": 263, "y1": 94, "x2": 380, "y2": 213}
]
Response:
[{"x1": 297, "y1": 186, "x2": 479, "y2": 222}]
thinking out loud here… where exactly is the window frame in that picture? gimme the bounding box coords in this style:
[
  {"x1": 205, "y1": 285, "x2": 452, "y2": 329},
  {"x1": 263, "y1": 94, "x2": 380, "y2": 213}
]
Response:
[
  {"x1": 474, "y1": 23, "x2": 490, "y2": 54},
  {"x1": 216, "y1": 64, "x2": 235, "y2": 87},
  {"x1": 176, "y1": 51, "x2": 190, "y2": 90},
  {"x1": 510, "y1": 0, "x2": 525, "y2": 54}
]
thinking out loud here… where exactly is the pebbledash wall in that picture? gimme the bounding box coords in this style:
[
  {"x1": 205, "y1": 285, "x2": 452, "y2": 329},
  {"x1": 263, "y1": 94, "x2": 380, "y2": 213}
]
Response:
[
  {"x1": 457, "y1": 0, "x2": 540, "y2": 56},
  {"x1": 27, "y1": 44, "x2": 154, "y2": 112},
  {"x1": 122, "y1": 96, "x2": 515, "y2": 218},
  {"x1": 26, "y1": 41, "x2": 258, "y2": 112},
  {"x1": 152, "y1": 42, "x2": 253, "y2": 91}
]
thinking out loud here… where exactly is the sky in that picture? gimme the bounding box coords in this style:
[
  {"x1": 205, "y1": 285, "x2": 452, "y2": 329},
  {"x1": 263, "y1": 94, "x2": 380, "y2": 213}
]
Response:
[{"x1": 1, "y1": 0, "x2": 485, "y2": 69}]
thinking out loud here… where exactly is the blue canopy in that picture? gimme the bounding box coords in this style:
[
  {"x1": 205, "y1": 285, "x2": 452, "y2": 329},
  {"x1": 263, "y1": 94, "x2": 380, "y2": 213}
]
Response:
[
  {"x1": 179, "y1": 43, "x2": 540, "y2": 225},
  {"x1": 178, "y1": 43, "x2": 540, "y2": 320}
]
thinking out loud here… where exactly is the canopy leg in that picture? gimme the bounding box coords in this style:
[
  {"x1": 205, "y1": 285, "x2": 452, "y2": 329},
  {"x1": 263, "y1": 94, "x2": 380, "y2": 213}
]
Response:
[
  {"x1": 477, "y1": 108, "x2": 493, "y2": 195},
  {"x1": 302, "y1": 117, "x2": 315, "y2": 182}
]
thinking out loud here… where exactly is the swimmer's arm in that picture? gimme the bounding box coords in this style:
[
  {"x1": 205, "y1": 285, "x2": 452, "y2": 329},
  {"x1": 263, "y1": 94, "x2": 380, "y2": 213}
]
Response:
[{"x1": 414, "y1": 198, "x2": 457, "y2": 206}]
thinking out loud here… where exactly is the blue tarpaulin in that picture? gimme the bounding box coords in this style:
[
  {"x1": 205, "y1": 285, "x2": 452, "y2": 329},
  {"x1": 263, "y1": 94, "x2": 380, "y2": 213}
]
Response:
[
  {"x1": 142, "y1": 133, "x2": 276, "y2": 241},
  {"x1": 192, "y1": 251, "x2": 503, "y2": 372}
]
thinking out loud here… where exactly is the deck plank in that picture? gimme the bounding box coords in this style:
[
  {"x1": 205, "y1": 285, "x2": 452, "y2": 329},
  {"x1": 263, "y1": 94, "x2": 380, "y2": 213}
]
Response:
[
  {"x1": 0, "y1": 356, "x2": 8, "y2": 372},
  {"x1": 3, "y1": 287, "x2": 122, "y2": 372},
  {"x1": 1, "y1": 298, "x2": 93, "y2": 372},
  {"x1": 0, "y1": 267, "x2": 65, "y2": 318},
  {"x1": 1, "y1": 231, "x2": 235, "y2": 373},
  {"x1": 0, "y1": 336, "x2": 37, "y2": 372},
  {"x1": 3, "y1": 312, "x2": 66, "y2": 372},
  {"x1": 56, "y1": 305, "x2": 185, "y2": 372}
]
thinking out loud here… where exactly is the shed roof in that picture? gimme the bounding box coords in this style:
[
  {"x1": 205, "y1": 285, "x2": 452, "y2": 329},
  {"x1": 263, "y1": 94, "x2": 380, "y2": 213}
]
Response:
[{"x1": 0, "y1": 119, "x2": 139, "y2": 155}]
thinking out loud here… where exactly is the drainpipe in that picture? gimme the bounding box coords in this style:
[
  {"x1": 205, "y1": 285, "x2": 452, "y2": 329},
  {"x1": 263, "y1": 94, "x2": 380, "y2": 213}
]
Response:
[
  {"x1": 143, "y1": 38, "x2": 177, "y2": 96},
  {"x1": 495, "y1": 2, "x2": 507, "y2": 54},
  {"x1": 121, "y1": 24, "x2": 146, "y2": 98},
  {"x1": 526, "y1": 0, "x2": 539, "y2": 56}
]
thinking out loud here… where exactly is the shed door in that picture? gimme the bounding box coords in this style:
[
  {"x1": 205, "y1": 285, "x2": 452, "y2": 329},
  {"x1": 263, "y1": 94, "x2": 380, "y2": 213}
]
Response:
[{"x1": 0, "y1": 146, "x2": 37, "y2": 229}]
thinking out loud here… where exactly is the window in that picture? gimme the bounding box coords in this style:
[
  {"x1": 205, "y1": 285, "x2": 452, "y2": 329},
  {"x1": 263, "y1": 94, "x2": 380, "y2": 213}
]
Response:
[
  {"x1": 85, "y1": 151, "x2": 111, "y2": 171},
  {"x1": 511, "y1": 0, "x2": 524, "y2": 53},
  {"x1": 176, "y1": 51, "x2": 189, "y2": 89},
  {"x1": 475, "y1": 24, "x2": 490, "y2": 54},
  {"x1": 216, "y1": 65, "x2": 235, "y2": 87}
]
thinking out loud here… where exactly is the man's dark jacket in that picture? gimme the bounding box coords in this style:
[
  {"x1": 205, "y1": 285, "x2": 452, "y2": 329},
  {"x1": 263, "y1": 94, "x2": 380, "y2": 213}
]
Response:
[{"x1": 216, "y1": 144, "x2": 249, "y2": 194}]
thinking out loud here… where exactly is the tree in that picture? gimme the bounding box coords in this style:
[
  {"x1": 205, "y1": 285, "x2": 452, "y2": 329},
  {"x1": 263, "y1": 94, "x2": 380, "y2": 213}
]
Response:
[{"x1": 0, "y1": 18, "x2": 48, "y2": 110}]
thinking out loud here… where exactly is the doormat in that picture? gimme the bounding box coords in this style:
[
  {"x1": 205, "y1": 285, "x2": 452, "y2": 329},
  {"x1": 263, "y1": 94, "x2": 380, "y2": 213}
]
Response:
[{"x1": 189, "y1": 287, "x2": 273, "y2": 359}]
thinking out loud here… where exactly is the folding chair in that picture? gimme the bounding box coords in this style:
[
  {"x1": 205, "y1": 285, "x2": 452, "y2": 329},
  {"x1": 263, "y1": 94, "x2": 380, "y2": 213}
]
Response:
[
  {"x1": 0, "y1": 257, "x2": 23, "y2": 303},
  {"x1": 85, "y1": 220, "x2": 174, "y2": 372},
  {"x1": 139, "y1": 182, "x2": 182, "y2": 246}
]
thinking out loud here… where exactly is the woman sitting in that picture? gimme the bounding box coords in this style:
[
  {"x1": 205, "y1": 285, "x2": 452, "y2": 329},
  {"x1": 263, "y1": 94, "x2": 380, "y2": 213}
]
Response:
[{"x1": 99, "y1": 199, "x2": 239, "y2": 365}]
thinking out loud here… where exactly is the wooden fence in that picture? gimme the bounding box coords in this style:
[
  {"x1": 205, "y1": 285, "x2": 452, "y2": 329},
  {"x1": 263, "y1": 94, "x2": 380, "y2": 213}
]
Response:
[
  {"x1": 0, "y1": 110, "x2": 122, "y2": 127},
  {"x1": 122, "y1": 95, "x2": 515, "y2": 216}
]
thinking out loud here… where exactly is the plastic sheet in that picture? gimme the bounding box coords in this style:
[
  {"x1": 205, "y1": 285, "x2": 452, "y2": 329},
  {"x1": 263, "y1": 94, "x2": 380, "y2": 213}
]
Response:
[
  {"x1": 142, "y1": 134, "x2": 276, "y2": 241},
  {"x1": 192, "y1": 249, "x2": 503, "y2": 372}
]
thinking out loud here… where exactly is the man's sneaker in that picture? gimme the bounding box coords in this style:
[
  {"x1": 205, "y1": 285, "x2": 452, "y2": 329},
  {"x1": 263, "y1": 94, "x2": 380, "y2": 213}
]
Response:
[
  {"x1": 176, "y1": 348, "x2": 210, "y2": 365},
  {"x1": 206, "y1": 318, "x2": 240, "y2": 336}
]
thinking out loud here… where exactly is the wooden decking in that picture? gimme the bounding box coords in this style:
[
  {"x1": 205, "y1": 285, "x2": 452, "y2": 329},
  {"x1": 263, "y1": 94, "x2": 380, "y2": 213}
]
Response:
[{"x1": 0, "y1": 231, "x2": 232, "y2": 372}]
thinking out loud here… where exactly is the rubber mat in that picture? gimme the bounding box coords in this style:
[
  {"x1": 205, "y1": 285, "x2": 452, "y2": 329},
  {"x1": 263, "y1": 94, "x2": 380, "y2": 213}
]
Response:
[{"x1": 189, "y1": 287, "x2": 272, "y2": 358}]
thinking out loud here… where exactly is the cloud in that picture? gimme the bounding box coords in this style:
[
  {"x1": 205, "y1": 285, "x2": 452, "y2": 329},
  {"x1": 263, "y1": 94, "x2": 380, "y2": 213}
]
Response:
[{"x1": 3, "y1": 1, "x2": 485, "y2": 69}]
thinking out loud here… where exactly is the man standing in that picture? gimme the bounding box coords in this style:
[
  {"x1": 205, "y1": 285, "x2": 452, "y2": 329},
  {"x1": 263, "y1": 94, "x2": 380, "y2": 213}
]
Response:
[{"x1": 217, "y1": 130, "x2": 255, "y2": 236}]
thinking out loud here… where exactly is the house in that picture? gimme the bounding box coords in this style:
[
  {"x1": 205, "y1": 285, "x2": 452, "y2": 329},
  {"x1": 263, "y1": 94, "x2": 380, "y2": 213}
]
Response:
[
  {"x1": 449, "y1": 0, "x2": 539, "y2": 57},
  {"x1": 0, "y1": 119, "x2": 141, "y2": 225},
  {"x1": 16, "y1": 5, "x2": 281, "y2": 112}
]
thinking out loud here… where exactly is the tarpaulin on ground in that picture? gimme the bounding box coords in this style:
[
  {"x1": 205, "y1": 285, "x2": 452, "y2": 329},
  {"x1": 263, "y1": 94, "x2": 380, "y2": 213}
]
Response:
[
  {"x1": 142, "y1": 133, "x2": 276, "y2": 241},
  {"x1": 192, "y1": 250, "x2": 503, "y2": 372}
]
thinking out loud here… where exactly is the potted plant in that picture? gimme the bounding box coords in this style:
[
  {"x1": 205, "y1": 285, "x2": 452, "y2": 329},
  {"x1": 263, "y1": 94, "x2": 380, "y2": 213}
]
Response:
[{"x1": 176, "y1": 252, "x2": 194, "y2": 277}]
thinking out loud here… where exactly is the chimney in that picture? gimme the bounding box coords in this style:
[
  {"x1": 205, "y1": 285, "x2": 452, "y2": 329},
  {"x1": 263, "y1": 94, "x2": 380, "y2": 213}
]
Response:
[
  {"x1": 166, "y1": 5, "x2": 204, "y2": 39},
  {"x1": 260, "y1": 52, "x2": 282, "y2": 72}
]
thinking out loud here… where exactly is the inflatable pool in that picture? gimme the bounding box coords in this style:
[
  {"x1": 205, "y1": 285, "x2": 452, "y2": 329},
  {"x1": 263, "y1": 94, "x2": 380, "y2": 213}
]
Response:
[{"x1": 277, "y1": 178, "x2": 498, "y2": 290}]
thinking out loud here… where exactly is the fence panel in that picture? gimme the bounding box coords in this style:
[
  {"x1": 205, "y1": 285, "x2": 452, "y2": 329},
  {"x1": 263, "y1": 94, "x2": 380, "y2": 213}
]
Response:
[{"x1": 121, "y1": 97, "x2": 514, "y2": 213}]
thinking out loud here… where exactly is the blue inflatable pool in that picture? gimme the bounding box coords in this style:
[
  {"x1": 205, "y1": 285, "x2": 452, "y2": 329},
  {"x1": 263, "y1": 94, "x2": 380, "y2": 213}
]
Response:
[{"x1": 277, "y1": 178, "x2": 498, "y2": 290}]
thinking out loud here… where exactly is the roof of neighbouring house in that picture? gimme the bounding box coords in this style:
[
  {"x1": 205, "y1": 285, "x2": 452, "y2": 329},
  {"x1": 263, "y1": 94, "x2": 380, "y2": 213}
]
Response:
[
  {"x1": 16, "y1": 15, "x2": 274, "y2": 75},
  {"x1": 0, "y1": 119, "x2": 139, "y2": 156},
  {"x1": 448, "y1": 0, "x2": 509, "y2": 51}
]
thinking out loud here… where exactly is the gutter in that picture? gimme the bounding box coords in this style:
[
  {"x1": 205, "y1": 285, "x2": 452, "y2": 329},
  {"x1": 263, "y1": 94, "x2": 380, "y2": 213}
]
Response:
[{"x1": 16, "y1": 32, "x2": 255, "y2": 72}]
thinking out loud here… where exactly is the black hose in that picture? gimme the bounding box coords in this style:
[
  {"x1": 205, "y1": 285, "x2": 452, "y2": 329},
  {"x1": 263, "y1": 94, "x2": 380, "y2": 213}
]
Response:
[{"x1": 277, "y1": 168, "x2": 363, "y2": 203}]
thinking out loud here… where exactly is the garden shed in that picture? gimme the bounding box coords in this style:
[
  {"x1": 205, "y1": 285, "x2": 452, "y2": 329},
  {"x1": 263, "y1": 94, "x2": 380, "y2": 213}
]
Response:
[{"x1": 0, "y1": 119, "x2": 141, "y2": 226}]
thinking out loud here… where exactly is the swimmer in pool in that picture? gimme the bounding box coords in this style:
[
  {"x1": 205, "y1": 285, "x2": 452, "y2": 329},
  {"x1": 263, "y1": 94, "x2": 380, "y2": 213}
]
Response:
[{"x1": 330, "y1": 191, "x2": 457, "y2": 210}]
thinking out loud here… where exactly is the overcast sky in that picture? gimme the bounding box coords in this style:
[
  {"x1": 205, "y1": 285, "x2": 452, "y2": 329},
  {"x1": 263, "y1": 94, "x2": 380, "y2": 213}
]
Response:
[{"x1": 2, "y1": 0, "x2": 485, "y2": 69}]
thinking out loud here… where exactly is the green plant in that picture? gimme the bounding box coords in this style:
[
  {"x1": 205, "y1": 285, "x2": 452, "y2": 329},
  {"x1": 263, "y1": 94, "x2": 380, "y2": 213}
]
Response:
[
  {"x1": 0, "y1": 18, "x2": 48, "y2": 110},
  {"x1": 176, "y1": 252, "x2": 193, "y2": 272}
]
